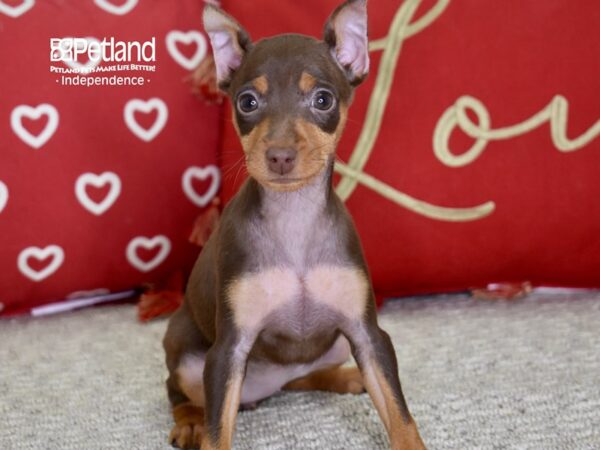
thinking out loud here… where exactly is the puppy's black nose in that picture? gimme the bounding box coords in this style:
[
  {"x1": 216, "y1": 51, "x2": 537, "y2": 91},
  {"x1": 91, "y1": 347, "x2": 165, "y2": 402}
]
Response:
[{"x1": 266, "y1": 148, "x2": 297, "y2": 175}]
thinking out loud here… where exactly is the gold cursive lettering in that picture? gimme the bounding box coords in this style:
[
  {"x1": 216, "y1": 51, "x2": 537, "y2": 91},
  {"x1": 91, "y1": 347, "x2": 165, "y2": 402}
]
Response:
[
  {"x1": 434, "y1": 95, "x2": 600, "y2": 167},
  {"x1": 335, "y1": 0, "x2": 494, "y2": 222}
]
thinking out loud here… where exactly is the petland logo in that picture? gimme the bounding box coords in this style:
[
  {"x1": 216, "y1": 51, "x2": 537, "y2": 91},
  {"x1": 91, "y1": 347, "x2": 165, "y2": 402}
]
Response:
[{"x1": 50, "y1": 37, "x2": 157, "y2": 87}]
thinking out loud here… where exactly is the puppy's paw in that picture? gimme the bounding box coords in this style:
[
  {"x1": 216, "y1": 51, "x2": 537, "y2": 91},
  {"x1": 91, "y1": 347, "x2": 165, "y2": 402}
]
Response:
[
  {"x1": 331, "y1": 366, "x2": 365, "y2": 394},
  {"x1": 169, "y1": 423, "x2": 203, "y2": 449},
  {"x1": 169, "y1": 403, "x2": 204, "y2": 449}
]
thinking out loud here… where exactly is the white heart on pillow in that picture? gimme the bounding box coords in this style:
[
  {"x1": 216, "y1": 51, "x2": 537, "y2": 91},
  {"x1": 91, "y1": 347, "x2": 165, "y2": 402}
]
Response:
[
  {"x1": 166, "y1": 30, "x2": 208, "y2": 71},
  {"x1": 123, "y1": 97, "x2": 168, "y2": 142},
  {"x1": 18, "y1": 245, "x2": 65, "y2": 282},
  {"x1": 11, "y1": 103, "x2": 59, "y2": 149},
  {"x1": 182, "y1": 165, "x2": 221, "y2": 207},
  {"x1": 0, "y1": 181, "x2": 8, "y2": 213},
  {"x1": 0, "y1": 0, "x2": 35, "y2": 18},
  {"x1": 126, "y1": 235, "x2": 171, "y2": 273},
  {"x1": 75, "y1": 172, "x2": 121, "y2": 215},
  {"x1": 94, "y1": 0, "x2": 137, "y2": 16}
]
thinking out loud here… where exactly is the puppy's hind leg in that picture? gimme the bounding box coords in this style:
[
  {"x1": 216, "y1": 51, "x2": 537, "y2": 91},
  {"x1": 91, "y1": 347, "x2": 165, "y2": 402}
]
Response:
[{"x1": 163, "y1": 305, "x2": 210, "y2": 449}]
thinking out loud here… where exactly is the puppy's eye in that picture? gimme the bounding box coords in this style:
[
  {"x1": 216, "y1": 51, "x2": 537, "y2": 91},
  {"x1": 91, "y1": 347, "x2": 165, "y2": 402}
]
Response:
[
  {"x1": 312, "y1": 90, "x2": 335, "y2": 111},
  {"x1": 237, "y1": 93, "x2": 259, "y2": 113}
]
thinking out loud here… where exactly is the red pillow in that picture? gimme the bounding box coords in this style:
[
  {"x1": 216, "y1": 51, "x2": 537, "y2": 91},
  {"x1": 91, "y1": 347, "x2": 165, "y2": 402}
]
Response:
[
  {"x1": 218, "y1": 0, "x2": 600, "y2": 298},
  {"x1": 0, "y1": 0, "x2": 220, "y2": 316}
]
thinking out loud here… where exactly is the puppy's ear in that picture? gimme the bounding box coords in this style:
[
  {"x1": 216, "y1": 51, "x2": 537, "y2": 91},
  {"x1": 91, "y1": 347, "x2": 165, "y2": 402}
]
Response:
[
  {"x1": 323, "y1": 0, "x2": 369, "y2": 85},
  {"x1": 203, "y1": 5, "x2": 252, "y2": 89}
]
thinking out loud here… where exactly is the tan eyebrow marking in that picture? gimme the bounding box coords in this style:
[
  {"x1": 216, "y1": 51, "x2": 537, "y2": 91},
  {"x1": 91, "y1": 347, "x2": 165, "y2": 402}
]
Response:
[
  {"x1": 252, "y1": 75, "x2": 268, "y2": 95},
  {"x1": 299, "y1": 72, "x2": 317, "y2": 93}
]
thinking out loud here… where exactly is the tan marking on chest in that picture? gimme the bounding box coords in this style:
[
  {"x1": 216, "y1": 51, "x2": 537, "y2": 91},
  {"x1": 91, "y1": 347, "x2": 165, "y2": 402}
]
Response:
[
  {"x1": 227, "y1": 267, "x2": 302, "y2": 331},
  {"x1": 227, "y1": 265, "x2": 368, "y2": 331},
  {"x1": 304, "y1": 265, "x2": 368, "y2": 321}
]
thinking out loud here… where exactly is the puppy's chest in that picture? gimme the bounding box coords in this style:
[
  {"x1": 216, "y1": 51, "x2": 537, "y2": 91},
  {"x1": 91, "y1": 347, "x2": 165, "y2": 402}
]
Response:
[
  {"x1": 228, "y1": 264, "x2": 368, "y2": 336},
  {"x1": 229, "y1": 196, "x2": 368, "y2": 335}
]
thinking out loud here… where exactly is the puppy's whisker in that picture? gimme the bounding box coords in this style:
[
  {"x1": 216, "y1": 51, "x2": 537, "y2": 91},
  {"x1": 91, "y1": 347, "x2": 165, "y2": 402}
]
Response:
[
  {"x1": 307, "y1": 142, "x2": 330, "y2": 154},
  {"x1": 222, "y1": 157, "x2": 246, "y2": 180},
  {"x1": 232, "y1": 161, "x2": 247, "y2": 188},
  {"x1": 221, "y1": 149, "x2": 245, "y2": 156},
  {"x1": 344, "y1": 117, "x2": 362, "y2": 126}
]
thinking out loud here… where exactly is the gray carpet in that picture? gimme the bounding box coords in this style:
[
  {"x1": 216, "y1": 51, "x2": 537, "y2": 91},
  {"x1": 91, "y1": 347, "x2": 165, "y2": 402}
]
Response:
[{"x1": 1, "y1": 291, "x2": 599, "y2": 449}]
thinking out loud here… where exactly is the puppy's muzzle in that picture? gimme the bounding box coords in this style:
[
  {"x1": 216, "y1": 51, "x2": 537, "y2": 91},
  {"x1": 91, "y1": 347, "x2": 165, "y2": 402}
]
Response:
[{"x1": 266, "y1": 147, "x2": 297, "y2": 175}]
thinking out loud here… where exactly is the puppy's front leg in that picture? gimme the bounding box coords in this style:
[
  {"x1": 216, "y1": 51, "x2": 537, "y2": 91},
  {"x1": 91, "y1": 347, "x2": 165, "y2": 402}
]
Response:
[
  {"x1": 201, "y1": 329, "x2": 254, "y2": 450},
  {"x1": 344, "y1": 309, "x2": 427, "y2": 450}
]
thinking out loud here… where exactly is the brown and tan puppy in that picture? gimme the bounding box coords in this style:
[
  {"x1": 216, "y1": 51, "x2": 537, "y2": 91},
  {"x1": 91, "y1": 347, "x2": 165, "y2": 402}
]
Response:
[{"x1": 163, "y1": 1, "x2": 427, "y2": 449}]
